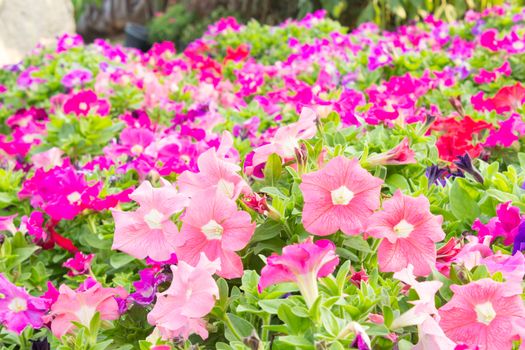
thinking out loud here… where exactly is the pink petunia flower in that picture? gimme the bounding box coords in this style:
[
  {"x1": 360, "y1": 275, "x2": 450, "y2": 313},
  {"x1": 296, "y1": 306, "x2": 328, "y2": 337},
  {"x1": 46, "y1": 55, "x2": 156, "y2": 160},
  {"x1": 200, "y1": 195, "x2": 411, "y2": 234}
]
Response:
[
  {"x1": 177, "y1": 191, "x2": 255, "y2": 279},
  {"x1": 258, "y1": 238, "x2": 339, "y2": 307},
  {"x1": 300, "y1": 156, "x2": 383, "y2": 236},
  {"x1": 112, "y1": 179, "x2": 188, "y2": 261},
  {"x1": 147, "y1": 253, "x2": 219, "y2": 340},
  {"x1": 0, "y1": 214, "x2": 17, "y2": 234},
  {"x1": 45, "y1": 279, "x2": 127, "y2": 338},
  {"x1": 31, "y1": 147, "x2": 64, "y2": 170},
  {"x1": 439, "y1": 279, "x2": 525, "y2": 349},
  {"x1": 367, "y1": 190, "x2": 445, "y2": 276},
  {"x1": 0, "y1": 274, "x2": 48, "y2": 334},
  {"x1": 366, "y1": 138, "x2": 417, "y2": 166},
  {"x1": 177, "y1": 147, "x2": 249, "y2": 200},
  {"x1": 248, "y1": 107, "x2": 317, "y2": 176}
]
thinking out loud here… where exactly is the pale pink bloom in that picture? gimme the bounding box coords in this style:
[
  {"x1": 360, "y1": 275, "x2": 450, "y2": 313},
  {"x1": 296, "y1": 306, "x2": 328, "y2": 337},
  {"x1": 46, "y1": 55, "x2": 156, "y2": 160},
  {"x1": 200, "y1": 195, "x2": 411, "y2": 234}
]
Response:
[
  {"x1": 367, "y1": 190, "x2": 445, "y2": 276},
  {"x1": 391, "y1": 265, "x2": 443, "y2": 329},
  {"x1": 177, "y1": 191, "x2": 255, "y2": 279},
  {"x1": 482, "y1": 251, "x2": 524, "y2": 285},
  {"x1": 0, "y1": 214, "x2": 17, "y2": 234},
  {"x1": 300, "y1": 156, "x2": 383, "y2": 236},
  {"x1": 250, "y1": 107, "x2": 317, "y2": 173},
  {"x1": 439, "y1": 279, "x2": 525, "y2": 349},
  {"x1": 46, "y1": 280, "x2": 127, "y2": 338},
  {"x1": 147, "y1": 254, "x2": 219, "y2": 340},
  {"x1": 453, "y1": 235, "x2": 493, "y2": 270},
  {"x1": 31, "y1": 147, "x2": 64, "y2": 170},
  {"x1": 112, "y1": 179, "x2": 188, "y2": 261},
  {"x1": 177, "y1": 148, "x2": 249, "y2": 200},
  {"x1": 366, "y1": 138, "x2": 416, "y2": 166},
  {"x1": 258, "y1": 237, "x2": 339, "y2": 307},
  {"x1": 413, "y1": 317, "x2": 456, "y2": 350}
]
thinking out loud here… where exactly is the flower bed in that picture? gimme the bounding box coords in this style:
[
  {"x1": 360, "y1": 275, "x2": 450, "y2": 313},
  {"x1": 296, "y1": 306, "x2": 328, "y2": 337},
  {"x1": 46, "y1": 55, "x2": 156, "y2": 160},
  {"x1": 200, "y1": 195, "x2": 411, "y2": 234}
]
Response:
[{"x1": 1, "y1": 6, "x2": 525, "y2": 350}]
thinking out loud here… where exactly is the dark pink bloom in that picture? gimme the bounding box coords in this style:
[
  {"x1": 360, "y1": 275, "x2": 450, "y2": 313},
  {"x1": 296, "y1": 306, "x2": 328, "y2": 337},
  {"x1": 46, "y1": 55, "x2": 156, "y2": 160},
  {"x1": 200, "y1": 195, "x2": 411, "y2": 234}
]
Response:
[
  {"x1": 367, "y1": 138, "x2": 416, "y2": 166},
  {"x1": 472, "y1": 201, "x2": 522, "y2": 245},
  {"x1": 63, "y1": 90, "x2": 109, "y2": 116},
  {"x1": 63, "y1": 252, "x2": 95, "y2": 276},
  {"x1": 21, "y1": 211, "x2": 46, "y2": 242}
]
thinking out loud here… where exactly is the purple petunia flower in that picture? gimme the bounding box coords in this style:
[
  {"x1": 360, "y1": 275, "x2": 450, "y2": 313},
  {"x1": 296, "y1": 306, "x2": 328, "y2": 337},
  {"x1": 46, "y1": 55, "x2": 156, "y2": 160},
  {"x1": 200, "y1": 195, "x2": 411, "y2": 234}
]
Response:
[{"x1": 61, "y1": 69, "x2": 93, "y2": 88}]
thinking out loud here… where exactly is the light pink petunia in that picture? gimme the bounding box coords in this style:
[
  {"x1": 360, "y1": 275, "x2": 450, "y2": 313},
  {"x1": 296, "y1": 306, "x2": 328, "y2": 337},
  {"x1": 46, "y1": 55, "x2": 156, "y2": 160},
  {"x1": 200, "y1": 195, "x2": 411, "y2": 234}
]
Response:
[
  {"x1": 31, "y1": 147, "x2": 64, "y2": 170},
  {"x1": 177, "y1": 147, "x2": 249, "y2": 200},
  {"x1": 176, "y1": 191, "x2": 255, "y2": 279},
  {"x1": 367, "y1": 190, "x2": 445, "y2": 276},
  {"x1": 413, "y1": 317, "x2": 456, "y2": 350},
  {"x1": 249, "y1": 107, "x2": 317, "y2": 174},
  {"x1": 391, "y1": 265, "x2": 443, "y2": 329},
  {"x1": 112, "y1": 179, "x2": 188, "y2": 261},
  {"x1": 258, "y1": 237, "x2": 339, "y2": 307},
  {"x1": 300, "y1": 156, "x2": 383, "y2": 236},
  {"x1": 45, "y1": 279, "x2": 127, "y2": 338},
  {"x1": 0, "y1": 214, "x2": 17, "y2": 234},
  {"x1": 147, "y1": 253, "x2": 219, "y2": 340},
  {"x1": 439, "y1": 279, "x2": 525, "y2": 350}
]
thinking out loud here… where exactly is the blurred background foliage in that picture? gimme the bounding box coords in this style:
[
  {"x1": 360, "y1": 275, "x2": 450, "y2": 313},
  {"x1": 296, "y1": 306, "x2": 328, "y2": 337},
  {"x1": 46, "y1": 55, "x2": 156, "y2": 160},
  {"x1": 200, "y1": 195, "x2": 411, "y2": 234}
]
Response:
[{"x1": 75, "y1": 0, "x2": 517, "y2": 50}]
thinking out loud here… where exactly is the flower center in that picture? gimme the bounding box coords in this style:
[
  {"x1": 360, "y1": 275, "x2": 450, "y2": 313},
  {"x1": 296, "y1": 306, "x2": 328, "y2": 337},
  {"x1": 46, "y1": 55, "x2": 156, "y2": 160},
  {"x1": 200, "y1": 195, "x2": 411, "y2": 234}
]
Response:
[
  {"x1": 475, "y1": 301, "x2": 496, "y2": 325},
  {"x1": 131, "y1": 144, "x2": 144, "y2": 155},
  {"x1": 78, "y1": 102, "x2": 88, "y2": 111},
  {"x1": 393, "y1": 219, "x2": 414, "y2": 238},
  {"x1": 217, "y1": 179, "x2": 235, "y2": 198},
  {"x1": 144, "y1": 209, "x2": 165, "y2": 229},
  {"x1": 513, "y1": 41, "x2": 524, "y2": 50},
  {"x1": 201, "y1": 220, "x2": 224, "y2": 240},
  {"x1": 67, "y1": 191, "x2": 82, "y2": 204},
  {"x1": 8, "y1": 297, "x2": 27, "y2": 313},
  {"x1": 378, "y1": 55, "x2": 389, "y2": 64},
  {"x1": 331, "y1": 186, "x2": 354, "y2": 205},
  {"x1": 76, "y1": 305, "x2": 96, "y2": 326}
]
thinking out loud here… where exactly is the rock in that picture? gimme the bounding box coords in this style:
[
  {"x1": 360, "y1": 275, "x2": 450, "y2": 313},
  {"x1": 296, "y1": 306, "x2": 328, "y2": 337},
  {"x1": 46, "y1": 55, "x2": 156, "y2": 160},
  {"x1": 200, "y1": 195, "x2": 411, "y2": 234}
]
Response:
[{"x1": 0, "y1": 0, "x2": 75, "y2": 66}]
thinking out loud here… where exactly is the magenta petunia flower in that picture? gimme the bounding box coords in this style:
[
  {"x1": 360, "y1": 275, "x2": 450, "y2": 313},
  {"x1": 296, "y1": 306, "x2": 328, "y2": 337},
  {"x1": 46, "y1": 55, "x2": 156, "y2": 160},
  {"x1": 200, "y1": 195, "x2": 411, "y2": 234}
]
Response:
[
  {"x1": 56, "y1": 33, "x2": 83, "y2": 53},
  {"x1": 63, "y1": 90, "x2": 109, "y2": 116},
  {"x1": 472, "y1": 201, "x2": 522, "y2": 245},
  {"x1": 367, "y1": 190, "x2": 445, "y2": 276},
  {"x1": 0, "y1": 274, "x2": 48, "y2": 334},
  {"x1": 177, "y1": 191, "x2": 255, "y2": 279},
  {"x1": 439, "y1": 279, "x2": 525, "y2": 349},
  {"x1": 258, "y1": 238, "x2": 339, "y2": 307},
  {"x1": 112, "y1": 179, "x2": 188, "y2": 261},
  {"x1": 63, "y1": 251, "x2": 95, "y2": 276},
  {"x1": 147, "y1": 253, "x2": 219, "y2": 340},
  {"x1": 300, "y1": 156, "x2": 383, "y2": 236}
]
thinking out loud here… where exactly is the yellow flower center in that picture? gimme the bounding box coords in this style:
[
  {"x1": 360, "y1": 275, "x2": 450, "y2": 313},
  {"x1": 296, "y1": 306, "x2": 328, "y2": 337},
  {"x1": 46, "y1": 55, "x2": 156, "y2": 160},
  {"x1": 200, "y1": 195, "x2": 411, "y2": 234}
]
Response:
[{"x1": 67, "y1": 191, "x2": 82, "y2": 204}]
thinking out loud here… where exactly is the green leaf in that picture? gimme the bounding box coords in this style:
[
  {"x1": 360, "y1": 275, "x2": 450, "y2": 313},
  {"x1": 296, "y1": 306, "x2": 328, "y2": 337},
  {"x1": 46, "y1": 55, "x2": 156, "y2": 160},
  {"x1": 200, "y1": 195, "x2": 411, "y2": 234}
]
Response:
[
  {"x1": 449, "y1": 179, "x2": 480, "y2": 222},
  {"x1": 109, "y1": 253, "x2": 136, "y2": 269},
  {"x1": 263, "y1": 153, "x2": 283, "y2": 184}
]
